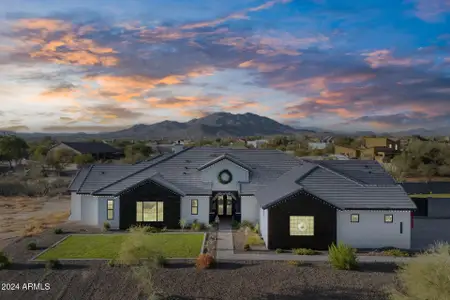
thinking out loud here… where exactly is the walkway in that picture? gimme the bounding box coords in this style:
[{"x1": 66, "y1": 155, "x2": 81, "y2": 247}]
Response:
[{"x1": 216, "y1": 222, "x2": 412, "y2": 263}]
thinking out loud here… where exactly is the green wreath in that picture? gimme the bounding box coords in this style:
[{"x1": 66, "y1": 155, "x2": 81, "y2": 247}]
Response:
[{"x1": 218, "y1": 169, "x2": 233, "y2": 184}]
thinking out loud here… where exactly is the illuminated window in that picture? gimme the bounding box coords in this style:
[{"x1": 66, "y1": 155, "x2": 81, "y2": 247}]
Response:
[
  {"x1": 136, "y1": 201, "x2": 164, "y2": 222},
  {"x1": 350, "y1": 214, "x2": 359, "y2": 223},
  {"x1": 290, "y1": 216, "x2": 314, "y2": 236},
  {"x1": 384, "y1": 214, "x2": 393, "y2": 223},
  {"x1": 191, "y1": 199, "x2": 198, "y2": 215},
  {"x1": 107, "y1": 200, "x2": 114, "y2": 220}
]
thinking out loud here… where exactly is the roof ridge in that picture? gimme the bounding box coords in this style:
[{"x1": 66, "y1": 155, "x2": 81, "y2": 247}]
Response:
[
  {"x1": 76, "y1": 164, "x2": 95, "y2": 193},
  {"x1": 92, "y1": 146, "x2": 194, "y2": 194}
]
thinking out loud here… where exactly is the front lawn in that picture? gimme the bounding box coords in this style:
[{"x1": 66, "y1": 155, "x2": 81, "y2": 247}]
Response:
[{"x1": 37, "y1": 233, "x2": 204, "y2": 260}]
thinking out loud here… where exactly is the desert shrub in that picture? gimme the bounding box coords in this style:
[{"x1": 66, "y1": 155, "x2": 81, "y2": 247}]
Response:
[
  {"x1": 244, "y1": 244, "x2": 251, "y2": 251},
  {"x1": 390, "y1": 242, "x2": 450, "y2": 300},
  {"x1": 179, "y1": 219, "x2": 187, "y2": 231},
  {"x1": 132, "y1": 262, "x2": 162, "y2": 300},
  {"x1": 118, "y1": 228, "x2": 163, "y2": 266},
  {"x1": 328, "y1": 243, "x2": 358, "y2": 270},
  {"x1": 275, "y1": 248, "x2": 283, "y2": 254},
  {"x1": 231, "y1": 220, "x2": 240, "y2": 230},
  {"x1": 253, "y1": 223, "x2": 260, "y2": 234},
  {"x1": 383, "y1": 249, "x2": 409, "y2": 257},
  {"x1": 23, "y1": 222, "x2": 46, "y2": 237},
  {"x1": 128, "y1": 225, "x2": 157, "y2": 234},
  {"x1": 103, "y1": 222, "x2": 111, "y2": 232},
  {"x1": 153, "y1": 254, "x2": 167, "y2": 268},
  {"x1": 107, "y1": 259, "x2": 116, "y2": 267},
  {"x1": 293, "y1": 248, "x2": 318, "y2": 255},
  {"x1": 191, "y1": 220, "x2": 204, "y2": 231},
  {"x1": 46, "y1": 259, "x2": 62, "y2": 270},
  {"x1": 287, "y1": 260, "x2": 303, "y2": 266},
  {"x1": 0, "y1": 251, "x2": 11, "y2": 269},
  {"x1": 246, "y1": 234, "x2": 265, "y2": 246},
  {"x1": 27, "y1": 241, "x2": 37, "y2": 250},
  {"x1": 241, "y1": 220, "x2": 254, "y2": 230},
  {"x1": 53, "y1": 228, "x2": 63, "y2": 234},
  {"x1": 161, "y1": 226, "x2": 168, "y2": 232},
  {"x1": 195, "y1": 254, "x2": 215, "y2": 270}
]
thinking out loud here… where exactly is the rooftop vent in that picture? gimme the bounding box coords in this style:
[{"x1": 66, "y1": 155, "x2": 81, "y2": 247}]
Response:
[{"x1": 101, "y1": 171, "x2": 105, "y2": 175}]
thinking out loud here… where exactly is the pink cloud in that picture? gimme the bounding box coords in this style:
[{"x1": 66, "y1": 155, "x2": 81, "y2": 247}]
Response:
[{"x1": 362, "y1": 49, "x2": 430, "y2": 68}]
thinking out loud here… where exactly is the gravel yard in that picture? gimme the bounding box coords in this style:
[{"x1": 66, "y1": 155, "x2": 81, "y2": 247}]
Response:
[{"x1": 0, "y1": 260, "x2": 397, "y2": 300}]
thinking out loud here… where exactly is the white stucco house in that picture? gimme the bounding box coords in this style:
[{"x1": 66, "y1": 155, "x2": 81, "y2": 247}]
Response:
[{"x1": 68, "y1": 146, "x2": 416, "y2": 250}]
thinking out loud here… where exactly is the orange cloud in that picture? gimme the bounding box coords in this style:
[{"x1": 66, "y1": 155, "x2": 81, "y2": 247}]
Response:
[
  {"x1": 362, "y1": 49, "x2": 430, "y2": 68},
  {"x1": 238, "y1": 60, "x2": 286, "y2": 72},
  {"x1": 221, "y1": 99, "x2": 261, "y2": 111},
  {"x1": 14, "y1": 18, "x2": 71, "y2": 32},
  {"x1": 148, "y1": 96, "x2": 217, "y2": 109}
]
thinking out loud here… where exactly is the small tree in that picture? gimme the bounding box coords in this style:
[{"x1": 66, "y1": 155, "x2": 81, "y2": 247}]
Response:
[
  {"x1": 0, "y1": 135, "x2": 29, "y2": 169},
  {"x1": 74, "y1": 154, "x2": 95, "y2": 165}
]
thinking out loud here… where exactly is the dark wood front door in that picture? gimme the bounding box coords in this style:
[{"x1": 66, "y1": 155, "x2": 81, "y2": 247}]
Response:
[{"x1": 217, "y1": 194, "x2": 233, "y2": 217}]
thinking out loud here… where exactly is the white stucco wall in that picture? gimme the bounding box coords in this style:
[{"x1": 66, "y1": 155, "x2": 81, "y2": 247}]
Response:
[
  {"x1": 259, "y1": 208, "x2": 269, "y2": 247},
  {"x1": 241, "y1": 195, "x2": 259, "y2": 223},
  {"x1": 181, "y1": 196, "x2": 210, "y2": 224},
  {"x1": 337, "y1": 210, "x2": 411, "y2": 249},
  {"x1": 98, "y1": 197, "x2": 120, "y2": 229},
  {"x1": 80, "y1": 195, "x2": 99, "y2": 226},
  {"x1": 200, "y1": 159, "x2": 249, "y2": 191},
  {"x1": 69, "y1": 192, "x2": 82, "y2": 221}
]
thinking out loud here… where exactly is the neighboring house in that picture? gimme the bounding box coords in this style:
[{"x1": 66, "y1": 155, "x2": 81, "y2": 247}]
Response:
[
  {"x1": 147, "y1": 141, "x2": 185, "y2": 154},
  {"x1": 334, "y1": 145, "x2": 360, "y2": 158},
  {"x1": 335, "y1": 137, "x2": 400, "y2": 162},
  {"x1": 68, "y1": 147, "x2": 415, "y2": 250},
  {"x1": 401, "y1": 182, "x2": 450, "y2": 218},
  {"x1": 320, "y1": 136, "x2": 334, "y2": 143},
  {"x1": 48, "y1": 142, "x2": 123, "y2": 160},
  {"x1": 246, "y1": 139, "x2": 268, "y2": 148}
]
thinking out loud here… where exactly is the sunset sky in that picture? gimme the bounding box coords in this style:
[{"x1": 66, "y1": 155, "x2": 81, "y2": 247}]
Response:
[{"x1": 0, "y1": 0, "x2": 449, "y2": 133}]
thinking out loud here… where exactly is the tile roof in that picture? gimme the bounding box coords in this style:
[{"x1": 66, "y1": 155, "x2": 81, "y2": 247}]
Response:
[
  {"x1": 61, "y1": 142, "x2": 121, "y2": 154},
  {"x1": 70, "y1": 146, "x2": 415, "y2": 210},
  {"x1": 197, "y1": 153, "x2": 253, "y2": 171}
]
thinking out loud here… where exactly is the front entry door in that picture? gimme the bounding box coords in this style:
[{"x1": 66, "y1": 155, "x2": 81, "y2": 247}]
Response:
[{"x1": 217, "y1": 194, "x2": 233, "y2": 217}]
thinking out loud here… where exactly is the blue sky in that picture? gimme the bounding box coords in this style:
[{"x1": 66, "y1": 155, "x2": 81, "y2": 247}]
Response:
[{"x1": 0, "y1": 0, "x2": 449, "y2": 132}]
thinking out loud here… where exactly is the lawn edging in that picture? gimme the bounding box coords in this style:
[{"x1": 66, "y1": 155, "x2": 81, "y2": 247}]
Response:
[
  {"x1": 29, "y1": 232, "x2": 206, "y2": 262},
  {"x1": 29, "y1": 234, "x2": 71, "y2": 261}
]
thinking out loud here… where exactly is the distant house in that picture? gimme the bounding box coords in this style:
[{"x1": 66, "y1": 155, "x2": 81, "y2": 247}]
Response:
[
  {"x1": 334, "y1": 137, "x2": 401, "y2": 162},
  {"x1": 308, "y1": 142, "x2": 327, "y2": 150},
  {"x1": 334, "y1": 145, "x2": 360, "y2": 159},
  {"x1": 48, "y1": 142, "x2": 123, "y2": 160},
  {"x1": 246, "y1": 139, "x2": 268, "y2": 148},
  {"x1": 147, "y1": 141, "x2": 185, "y2": 154}
]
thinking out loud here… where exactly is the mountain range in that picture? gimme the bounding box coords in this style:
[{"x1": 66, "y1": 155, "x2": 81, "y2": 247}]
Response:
[{"x1": 3, "y1": 112, "x2": 449, "y2": 140}]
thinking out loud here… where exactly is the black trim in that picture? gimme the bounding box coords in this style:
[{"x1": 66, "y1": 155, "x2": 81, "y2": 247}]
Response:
[
  {"x1": 191, "y1": 199, "x2": 198, "y2": 215},
  {"x1": 345, "y1": 208, "x2": 414, "y2": 211},
  {"x1": 384, "y1": 214, "x2": 393, "y2": 223},
  {"x1": 107, "y1": 199, "x2": 114, "y2": 220},
  {"x1": 350, "y1": 213, "x2": 359, "y2": 223}
]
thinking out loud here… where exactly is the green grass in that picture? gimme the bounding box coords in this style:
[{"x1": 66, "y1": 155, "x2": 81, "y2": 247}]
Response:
[{"x1": 37, "y1": 234, "x2": 204, "y2": 260}]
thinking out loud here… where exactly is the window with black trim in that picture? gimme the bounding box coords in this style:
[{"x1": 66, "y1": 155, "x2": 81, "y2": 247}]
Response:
[
  {"x1": 191, "y1": 199, "x2": 198, "y2": 215},
  {"x1": 290, "y1": 216, "x2": 314, "y2": 236},
  {"x1": 384, "y1": 214, "x2": 393, "y2": 223},
  {"x1": 136, "y1": 201, "x2": 164, "y2": 222},
  {"x1": 107, "y1": 200, "x2": 114, "y2": 220},
  {"x1": 350, "y1": 214, "x2": 359, "y2": 223}
]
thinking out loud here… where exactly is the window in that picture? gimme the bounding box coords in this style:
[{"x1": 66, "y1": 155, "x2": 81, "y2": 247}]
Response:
[
  {"x1": 136, "y1": 201, "x2": 164, "y2": 222},
  {"x1": 290, "y1": 216, "x2": 314, "y2": 236},
  {"x1": 395, "y1": 144, "x2": 398, "y2": 150},
  {"x1": 384, "y1": 214, "x2": 393, "y2": 223},
  {"x1": 107, "y1": 200, "x2": 114, "y2": 220},
  {"x1": 350, "y1": 214, "x2": 359, "y2": 223},
  {"x1": 191, "y1": 199, "x2": 198, "y2": 215}
]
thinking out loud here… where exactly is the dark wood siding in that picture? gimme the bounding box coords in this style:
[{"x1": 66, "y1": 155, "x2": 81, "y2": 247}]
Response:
[
  {"x1": 267, "y1": 191, "x2": 337, "y2": 250},
  {"x1": 411, "y1": 198, "x2": 428, "y2": 217},
  {"x1": 119, "y1": 180, "x2": 181, "y2": 230}
]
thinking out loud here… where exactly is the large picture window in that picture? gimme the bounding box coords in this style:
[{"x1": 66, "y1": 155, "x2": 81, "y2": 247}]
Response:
[
  {"x1": 290, "y1": 216, "x2": 314, "y2": 236},
  {"x1": 107, "y1": 200, "x2": 114, "y2": 220},
  {"x1": 136, "y1": 201, "x2": 164, "y2": 222},
  {"x1": 191, "y1": 199, "x2": 198, "y2": 215}
]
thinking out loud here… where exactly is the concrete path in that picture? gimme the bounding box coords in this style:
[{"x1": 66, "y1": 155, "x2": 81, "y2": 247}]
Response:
[{"x1": 216, "y1": 222, "x2": 411, "y2": 263}]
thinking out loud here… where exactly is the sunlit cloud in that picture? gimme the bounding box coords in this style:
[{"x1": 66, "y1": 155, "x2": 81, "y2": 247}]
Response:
[{"x1": 362, "y1": 49, "x2": 430, "y2": 68}]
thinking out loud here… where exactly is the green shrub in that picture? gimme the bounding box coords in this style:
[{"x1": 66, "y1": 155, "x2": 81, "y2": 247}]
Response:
[
  {"x1": 128, "y1": 225, "x2": 159, "y2": 233},
  {"x1": 195, "y1": 254, "x2": 215, "y2": 270},
  {"x1": 241, "y1": 220, "x2": 254, "y2": 230},
  {"x1": 246, "y1": 234, "x2": 265, "y2": 246},
  {"x1": 293, "y1": 248, "x2": 318, "y2": 255},
  {"x1": 253, "y1": 223, "x2": 260, "y2": 234},
  {"x1": 53, "y1": 228, "x2": 63, "y2": 234},
  {"x1": 152, "y1": 254, "x2": 167, "y2": 268},
  {"x1": 103, "y1": 222, "x2": 111, "y2": 232},
  {"x1": 390, "y1": 242, "x2": 450, "y2": 300},
  {"x1": 328, "y1": 243, "x2": 358, "y2": 270},
  {"x1": 107, "y1": 259, "x2": 116, "y2": 267},
  {"x1": 191, "y1": 220, "x2": 204, "y2": 231},
  {"x1": 46, "y1": 259, "x2": 62, "y2": 270},
  {"x1": 244, "y1": 244, "x2": 251, "y2": 251},
  {"x1": 27, "y1": 242, "x2": 37, "y2": 250},
  {"x1": 161, "y1": 226, "x2": 168, "y2": 232},
  {"x1": 179, "y1": 219, "x2": 187, "y2": 231},
  {"x1": 0, "y1": 251, "x2": 11, "y2": 269},
  {"x1": 231, "y1": 220, "x2": 240, "y2": 230},
  {"x1": 275, "y1": 248, "x2": 283, "y2": 254},
  {"x1": 382, "y1": 249, "x2": 409, "y2": 257}
]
